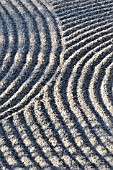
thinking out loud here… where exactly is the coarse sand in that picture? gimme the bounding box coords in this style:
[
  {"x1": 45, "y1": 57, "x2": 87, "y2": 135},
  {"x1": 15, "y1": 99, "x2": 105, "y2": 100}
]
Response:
[{"x1": 0, "y1": 0, "x2": 113, "y2": 169}]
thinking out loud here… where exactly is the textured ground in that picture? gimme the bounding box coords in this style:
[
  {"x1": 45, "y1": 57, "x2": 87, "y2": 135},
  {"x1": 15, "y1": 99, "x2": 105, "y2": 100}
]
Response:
[{"x1": 0, "y1": 0, "x2": 113, "y2": 169}]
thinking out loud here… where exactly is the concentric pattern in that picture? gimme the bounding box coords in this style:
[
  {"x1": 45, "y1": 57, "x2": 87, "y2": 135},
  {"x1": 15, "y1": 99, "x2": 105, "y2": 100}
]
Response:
[
  {"x1": 0, "y1": 0, "x2": 62, "y2": 119},
  {"x1": 0, "y1": 0, "x2": 113, "y2": 169}
]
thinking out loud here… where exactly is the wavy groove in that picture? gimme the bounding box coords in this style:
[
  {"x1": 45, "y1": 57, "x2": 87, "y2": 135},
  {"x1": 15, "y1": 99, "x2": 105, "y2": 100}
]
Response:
[
  {"x1": 0, "y1": 0, "x2": 62, "y2": 118},
  {"x1": 0, "y1": 0, "x2": 113, "y2": 169}
]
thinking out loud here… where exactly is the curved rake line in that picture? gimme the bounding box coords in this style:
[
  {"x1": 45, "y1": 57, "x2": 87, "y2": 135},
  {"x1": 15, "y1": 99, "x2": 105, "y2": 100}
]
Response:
[
  {"x1": 0, "y1": 3, "x2": 18, "y2": 82},
  {"x1": 89, "y1": 54, "x2": 113, "y2": 123},
  {"x1": 2, "y1": 0, "x2": 61, "y2": 117},
  {"x1": 0, "y1": 123, "x2": 25, "y2": 167},
  {"x1": 7, "y1": 117, "x2": 42, "y2": 168},
  {"x1": 101, "y1": 63, "x2": 113, "y2": 115},
  {"x1": 0, "y1": 0, "x2": 41, "y2": 104},
  {"x1": 42, "y1": 83, "x2": 98, "y2": 169},
  {"x1": 24, "y1": 106, "x2": 70, "y2": 169},
  {"x1": 0, "y1": 13, "x2": 9, "y2": 68},
  {"x1": 68, "y1": 45, "x2": 113, "y2": 151},
  {"x1": 34, "y1": 99, "x2": 85, "y2": 169}
]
